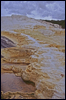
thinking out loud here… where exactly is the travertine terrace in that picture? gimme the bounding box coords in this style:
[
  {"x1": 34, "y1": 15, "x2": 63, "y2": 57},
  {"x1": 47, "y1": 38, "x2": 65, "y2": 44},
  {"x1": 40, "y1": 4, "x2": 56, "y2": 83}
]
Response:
[{"x1": 1, "y1": 15, "x2": 65, "y2": 99}]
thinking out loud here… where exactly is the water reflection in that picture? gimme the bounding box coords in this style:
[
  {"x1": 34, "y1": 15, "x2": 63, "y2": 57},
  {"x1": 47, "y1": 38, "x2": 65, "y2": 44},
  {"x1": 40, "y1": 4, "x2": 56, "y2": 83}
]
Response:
[{"x1": 1, "y1": 73, "x2": 35, "y2": 93}]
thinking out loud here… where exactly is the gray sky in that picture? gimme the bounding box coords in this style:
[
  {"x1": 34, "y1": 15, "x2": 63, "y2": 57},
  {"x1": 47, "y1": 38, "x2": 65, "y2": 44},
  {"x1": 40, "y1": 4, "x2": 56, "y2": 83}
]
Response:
[{"x1": 1, "y1": 1, "x2": 65, "y2": 20}]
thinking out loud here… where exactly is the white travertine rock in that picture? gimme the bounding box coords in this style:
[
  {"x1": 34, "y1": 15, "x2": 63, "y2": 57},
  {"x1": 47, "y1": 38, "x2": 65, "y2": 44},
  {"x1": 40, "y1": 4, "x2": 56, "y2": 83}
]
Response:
[{"x1": 1, "y1": 15, "x2": 65, "y2": 99}]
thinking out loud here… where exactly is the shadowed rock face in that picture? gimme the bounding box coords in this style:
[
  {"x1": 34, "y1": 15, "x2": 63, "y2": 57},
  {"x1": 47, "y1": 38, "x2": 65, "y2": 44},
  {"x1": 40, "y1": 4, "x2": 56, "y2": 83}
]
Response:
[
  {"x1": 1, "y1": 36, "x2": 16, "y2": 48},
  {"x1": 1, "y1": 55, "x2": 4, "y2": 58}
]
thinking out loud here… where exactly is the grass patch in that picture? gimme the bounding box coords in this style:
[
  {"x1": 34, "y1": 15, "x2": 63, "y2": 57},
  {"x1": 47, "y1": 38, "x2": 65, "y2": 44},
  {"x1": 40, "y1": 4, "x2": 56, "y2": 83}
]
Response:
[{"x1": 43, "y1": 20, "x2": 65, "y2": 29}]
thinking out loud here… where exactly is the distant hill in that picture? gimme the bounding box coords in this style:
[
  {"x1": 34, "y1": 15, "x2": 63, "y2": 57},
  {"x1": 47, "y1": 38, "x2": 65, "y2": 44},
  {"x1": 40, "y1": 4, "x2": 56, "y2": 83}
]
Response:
[
  {"x1": 44, "y1": 20, "x2": 65, "y2": 29},
  {"x1": 1, "y1": 15, "x2": 65, "y2": 31}
]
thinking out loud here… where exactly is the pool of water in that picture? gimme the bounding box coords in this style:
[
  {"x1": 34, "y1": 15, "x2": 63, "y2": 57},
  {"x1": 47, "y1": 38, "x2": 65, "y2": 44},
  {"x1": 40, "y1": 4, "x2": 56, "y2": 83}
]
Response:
[{"x1": 1, "y1": 73, "x2": 35, "y2": 93}]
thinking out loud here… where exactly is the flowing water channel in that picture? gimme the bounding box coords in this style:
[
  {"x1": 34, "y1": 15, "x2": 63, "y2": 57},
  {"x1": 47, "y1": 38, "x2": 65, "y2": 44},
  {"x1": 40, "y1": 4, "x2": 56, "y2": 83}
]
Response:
[{"x1": 1, "y1": 31, "x2": 65, "y2": 99}]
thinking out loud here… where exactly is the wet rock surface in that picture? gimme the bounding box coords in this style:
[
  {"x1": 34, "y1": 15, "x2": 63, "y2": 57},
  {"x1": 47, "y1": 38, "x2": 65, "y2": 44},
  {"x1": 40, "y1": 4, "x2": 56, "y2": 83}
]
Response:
[
  {"x1": 1, "y1": 73, "x2": 35, "y2": 93},
  {"x1": 1, "y1": 15, "x2": 65, "y2": 99},
  {"x1": 1, "y1": 36, "x2": 16, "y2": 48}
]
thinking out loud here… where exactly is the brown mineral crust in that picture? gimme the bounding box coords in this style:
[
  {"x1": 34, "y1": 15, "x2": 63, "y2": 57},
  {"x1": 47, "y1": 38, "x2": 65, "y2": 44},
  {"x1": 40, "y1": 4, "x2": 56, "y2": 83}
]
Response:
[
  {"x1": 21, "y1": 62, "x2": 56, "y2": 99},
  {"x1": 1, "y1": 91, "x2": 36, "y2": 99}
]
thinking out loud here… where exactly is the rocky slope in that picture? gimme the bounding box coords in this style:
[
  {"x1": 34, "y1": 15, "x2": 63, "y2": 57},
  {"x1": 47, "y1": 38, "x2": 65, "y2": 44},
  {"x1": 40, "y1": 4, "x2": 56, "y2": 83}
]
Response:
[{"x1": 1, "y1": 15, "x2": 65, "y2": 99}]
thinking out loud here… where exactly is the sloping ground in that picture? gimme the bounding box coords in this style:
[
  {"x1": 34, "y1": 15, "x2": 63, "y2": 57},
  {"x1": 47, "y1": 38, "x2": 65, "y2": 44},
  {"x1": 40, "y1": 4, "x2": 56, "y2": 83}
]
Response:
[
  {"x1": 1, "y1": 15, "x2": 65, "y2": 99},
  {"x1": 44, "y1": 20, "x2": 65, "y2": 29}
]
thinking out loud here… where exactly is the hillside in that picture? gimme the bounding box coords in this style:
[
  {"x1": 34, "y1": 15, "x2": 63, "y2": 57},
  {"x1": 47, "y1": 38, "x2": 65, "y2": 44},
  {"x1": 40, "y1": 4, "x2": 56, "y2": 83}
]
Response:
[
  {"x1": 1, "y1": 15, "x2": 65, "y2": 99},
  {"x1": 44, "y1": 20, "x2": 65, "y2": 29}
]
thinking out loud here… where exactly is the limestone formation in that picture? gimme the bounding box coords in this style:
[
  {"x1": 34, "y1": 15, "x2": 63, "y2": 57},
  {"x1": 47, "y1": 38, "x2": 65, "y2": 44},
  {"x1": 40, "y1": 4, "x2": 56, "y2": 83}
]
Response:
[{"x1": 1, "y1": 15, "x2": 65, "y2": 99}]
